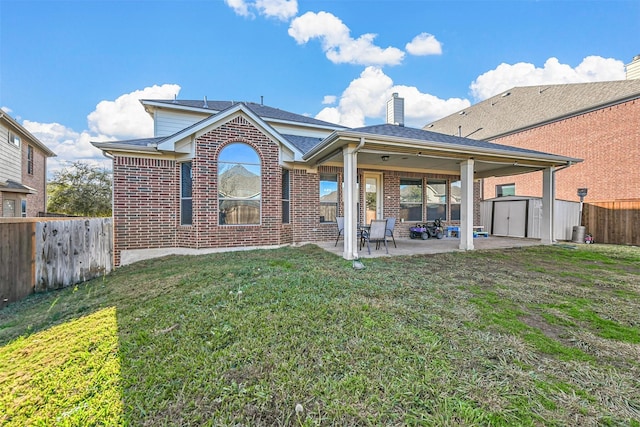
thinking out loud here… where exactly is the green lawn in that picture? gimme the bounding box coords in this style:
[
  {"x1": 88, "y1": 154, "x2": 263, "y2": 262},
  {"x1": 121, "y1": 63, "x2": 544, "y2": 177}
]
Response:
[{"x1": 1, "y1": 244, "x2": 639, "y2": 426}]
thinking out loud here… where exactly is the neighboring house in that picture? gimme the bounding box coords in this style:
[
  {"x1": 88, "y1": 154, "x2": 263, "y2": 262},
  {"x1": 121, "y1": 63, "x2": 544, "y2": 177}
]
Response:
[
  {"x1": 92, "y1": 95, "x2": 579, "y2": 267},
  {"x1": 0, "y1": 112, "x2": 56, "y2": 217},
  {"x1": 424, "y1": 57, "x2": 640, "y2": 204}
]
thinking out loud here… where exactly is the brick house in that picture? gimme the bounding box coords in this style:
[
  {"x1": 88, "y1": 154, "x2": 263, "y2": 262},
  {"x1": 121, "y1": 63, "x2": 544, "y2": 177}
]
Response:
[
  {"x1": 93, "y1": 96, "x2": 579, "y2": 266},
  {"x1": 425, "y1": 78, "x2": 640, "y2": 204},
  {"x1": 0, "y1": 111, "x2": 56, "y2": 217}
]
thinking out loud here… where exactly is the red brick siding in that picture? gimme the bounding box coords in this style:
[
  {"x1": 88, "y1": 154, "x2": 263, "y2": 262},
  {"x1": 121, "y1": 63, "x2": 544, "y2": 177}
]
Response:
[
  {"x1": 190, "y1": 116, "x2": 282, "y2": 248},
  {"x1": 484, "y1": 99, "x2": 640, "y2": 202},
  {"x1": 112, "y1": 157, "x2": 178, "y2": 266},
  {"x1": 21, "y1": 143, "x2": 48, "y2": 216}
]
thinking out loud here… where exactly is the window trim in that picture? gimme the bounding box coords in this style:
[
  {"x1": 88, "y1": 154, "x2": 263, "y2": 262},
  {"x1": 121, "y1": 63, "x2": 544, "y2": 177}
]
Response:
[
  {"x1": 319, "y1": 173, "x2": 338, "y2": 223},
  {"x1": 180, "y1": 162, "x2": 193, "y2": 226},
  {"x1": 399, "y1": 178, "x2": 423, "y2": 222},
  {"x1": 218, "y1": 142, "x2": 262, "y2": 226},
  {"x1": 8, "y1": 131, "x2": 21, "y2": 147},
  {"x1": 282, "y1": 169, "x2": 290, "y2": 224},
  {"x1": 426, "y1": 179, "x2": 448, "y2": 221},
  {"x1": 27, "y1": 145, "x2": 34, "y2": 175}
]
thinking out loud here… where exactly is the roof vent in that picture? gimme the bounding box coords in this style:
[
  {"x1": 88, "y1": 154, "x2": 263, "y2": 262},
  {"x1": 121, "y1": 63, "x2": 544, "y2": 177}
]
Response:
[
  {"x1": 501, "y1": 91, "x2": 511, "y2": 97},
  {"x1": 386, "y1": 93, "x2": 404, "y2": 126},
  {"x1": 203, "y1": 96, "x2": 208, "y2": 108}
]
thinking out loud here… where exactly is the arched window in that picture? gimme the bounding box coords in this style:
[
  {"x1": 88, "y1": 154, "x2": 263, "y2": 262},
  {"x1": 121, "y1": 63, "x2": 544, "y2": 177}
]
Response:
[{"x1": 218, "y1": 143, "x2": 261, "y2": 225}]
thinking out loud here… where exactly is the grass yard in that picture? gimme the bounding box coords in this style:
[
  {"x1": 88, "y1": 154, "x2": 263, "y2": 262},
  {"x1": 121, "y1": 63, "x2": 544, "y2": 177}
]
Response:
[{"x1": 1, "y1": 243, "x2": 639, "y2": 426}]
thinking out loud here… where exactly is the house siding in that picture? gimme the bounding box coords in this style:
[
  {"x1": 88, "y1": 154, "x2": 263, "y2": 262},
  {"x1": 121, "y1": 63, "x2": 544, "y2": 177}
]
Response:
[
  {"x1": 154, "y1": 109, "x2": 208, "y2": 137},
  {"x1": 484, "y1": 98, "x2": 640, "y2": 202},
  {"x1": 0, "y1": 123, "x2": 22, "y2": 183}
]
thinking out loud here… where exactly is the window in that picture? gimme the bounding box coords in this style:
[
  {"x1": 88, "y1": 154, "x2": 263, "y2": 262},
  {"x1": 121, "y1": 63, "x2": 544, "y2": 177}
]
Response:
[
  {"x1": 8, "y1": 131, "x2": 20, "y2": 147},
  {"x1": 3, "y1": 199, "x2": 16, "y2": 217},
  {"x1": 399, "y1": 178, "x2": 422, "y2": 221},
  {"x1": 282, "y1": 169, "x2": 290, "y2": 224},
  {"x1": 218, "y1": 143, "x2": 261, "y2": 225},
  {"x1": 319, "y1": 173, "x2": 338, "y2": 222},
  {"x1": 497, "y1": 183, "x2": 515, "y2": 197},
  {"x1": 27, "y1": 145, "x2": 34, "y2": 175},
  {"x1": 450, "y1": 180, "x2": 461, "y2": 221},
  {"x1": 21, "y1": 199, "x2": 27, "y2": 217},
  {"x1": 426, "y1": 180, "x2": 447, "y2": 221},
  {"x1": 180, "y1": 162, "x2": 192, "y2": 225}
]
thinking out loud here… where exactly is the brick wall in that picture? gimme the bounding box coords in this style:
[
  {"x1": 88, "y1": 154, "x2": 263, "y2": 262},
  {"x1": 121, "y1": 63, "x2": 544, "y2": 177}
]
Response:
[
  {"x1": 111, "y1": 115, "x2": 486, "y2": 266},
  {"x1": 112, "y1": 157, "x2": 178, "y2": 266},
  {"x1": 21, "y1": 143, "x2": 48, "y2": 216},
  {"x1": 190, "y1": 116, "x2": 283, "y2": 249},
  {"x1": 112, "y1": 116, "x2": 291, "y2": 266},
  {"x1": 484, "y1": 99, "x2": 640, "y2": 202}
]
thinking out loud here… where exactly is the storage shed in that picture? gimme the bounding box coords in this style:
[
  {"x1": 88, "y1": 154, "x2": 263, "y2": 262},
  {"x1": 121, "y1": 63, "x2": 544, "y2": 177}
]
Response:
[{"x1": 480, "y1": 196, "x2": 580, "y2": 241}]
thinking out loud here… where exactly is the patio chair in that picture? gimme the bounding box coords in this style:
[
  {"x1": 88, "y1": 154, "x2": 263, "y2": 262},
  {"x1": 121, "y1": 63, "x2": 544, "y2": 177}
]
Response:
[
  {"x1": 385, "y1": 217, "x2": 397, "y2": 248},
  {"x1": 334, "y1": 217, "x2": 344, "y2": 246},
  {"x1": 362, "y1": 219, "x2": 388, "y2": 254}
]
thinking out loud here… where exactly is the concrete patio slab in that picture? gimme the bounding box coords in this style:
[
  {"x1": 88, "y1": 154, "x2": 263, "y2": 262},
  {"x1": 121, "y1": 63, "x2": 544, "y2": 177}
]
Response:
[{"x1": 317, "y1": 236, "x2": 545, "y2": 258}]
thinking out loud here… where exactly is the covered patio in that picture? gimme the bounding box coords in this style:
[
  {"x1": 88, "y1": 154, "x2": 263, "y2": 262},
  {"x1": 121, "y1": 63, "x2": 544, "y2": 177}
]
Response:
[
  {"x1": 317, "y1": 235, "x2": 545, "y2": 258},
  {"x1": 303, "y1": 124, "x2": 581, "y2": 260}
]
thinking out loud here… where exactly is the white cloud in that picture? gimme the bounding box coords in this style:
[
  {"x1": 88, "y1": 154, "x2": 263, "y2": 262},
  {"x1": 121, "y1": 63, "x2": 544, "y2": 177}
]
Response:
[
  {"x1": 226, "y1": 0, "x2": 297, "y2": 20},
  {"x1": 87, "y1": 84, "x2": 180, "y2": 139},
  {"x1": 21, "y1": 84, "x2": 181, "y2": 177},
  {"x1": 1, "y1": 106, "x2": 12, "y2": 113},
  {"x1": 405, "y1": 33, "x2": 442, "y2": 56},
  {"x1": 470, "y1": 56, "x2": 626, "y2": 101},
  {"x1": 288, "y1": 11, "x2": 405, "y2": 66},
  {"x1": 23, "y1": 120, "x2": 112, "y2": 175},
  {"x1": 256, "y1": 0, "x2": 297, "y2": 20},
  {"x1": 322, "y1": 95, "x2": 337, "y2": 105},
  {"x1": 315, "y1": 66, "x2": 470, "y2": 128},
  {"x1": 225, "y1": 0, "x2": 252, "y2": 18}
]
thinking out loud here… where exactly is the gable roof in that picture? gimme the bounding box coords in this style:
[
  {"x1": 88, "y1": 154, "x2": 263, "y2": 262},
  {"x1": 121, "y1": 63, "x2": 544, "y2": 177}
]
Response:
[
  {"x1": 0, "y1": 111, "x2": 56, "y2": 157},
  {"x1": 425, "y1": 80, "x2": 640, "y2": 140},
  {"x1": 155, "y1": 102, "x2": 302, "y2": 154},
  {"x1": 141, "y1": 99, "x2": 346, "y2": 130}
]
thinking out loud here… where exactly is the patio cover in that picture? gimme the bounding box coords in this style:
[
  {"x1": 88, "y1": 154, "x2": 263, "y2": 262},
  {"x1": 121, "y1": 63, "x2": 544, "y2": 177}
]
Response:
[{"x1": 303, "y1": 124, "x2": 581, "y2": 260}]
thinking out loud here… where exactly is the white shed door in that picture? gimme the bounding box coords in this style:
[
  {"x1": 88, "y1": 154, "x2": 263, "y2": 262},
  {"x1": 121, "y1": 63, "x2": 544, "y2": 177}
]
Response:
[{"x1": 493, "y1": 201, "x2": 527, "y2": 237}]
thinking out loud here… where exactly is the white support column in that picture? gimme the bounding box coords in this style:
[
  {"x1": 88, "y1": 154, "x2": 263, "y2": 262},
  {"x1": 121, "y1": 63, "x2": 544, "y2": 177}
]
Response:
[
  {"x1": 541, "y1": 166, "x2": 554, "y2": 245},
  {"x1": 342, "y1": 144, "x2": 359, "y2": 260},
  {"x1": 459, "y1": 159, "x2": 475, "y2": 250}
]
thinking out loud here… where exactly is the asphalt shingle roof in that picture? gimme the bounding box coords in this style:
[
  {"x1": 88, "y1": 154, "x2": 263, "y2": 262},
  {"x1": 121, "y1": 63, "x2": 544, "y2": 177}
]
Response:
[
  {"x1": 425, "y1": 80, "x2": 640, "y2": 140},
  {"x1": 280, "y1": 134, "x2": 325, "y2": 154},
  {"x1": 349, "y1": 124, "x2": 561, "y2": 157},
  {"x1": 146, "y1": 99, "x2": 346, "y2": 129}
]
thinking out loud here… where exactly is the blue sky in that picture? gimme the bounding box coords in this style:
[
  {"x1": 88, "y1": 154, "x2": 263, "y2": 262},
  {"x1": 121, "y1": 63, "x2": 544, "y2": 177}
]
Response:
[{"x1": 1, "y1": 0, "x2": 637, "y2": 175}]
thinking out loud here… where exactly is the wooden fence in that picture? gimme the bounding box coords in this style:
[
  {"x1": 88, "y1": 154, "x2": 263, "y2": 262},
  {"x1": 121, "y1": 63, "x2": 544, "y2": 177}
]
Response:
[
  {"x1": 582, "y1": 200, "x2": 640, "y2": 246},
  {"x1": 1, "y1": 218, "x2": 112, "y2": 308}
]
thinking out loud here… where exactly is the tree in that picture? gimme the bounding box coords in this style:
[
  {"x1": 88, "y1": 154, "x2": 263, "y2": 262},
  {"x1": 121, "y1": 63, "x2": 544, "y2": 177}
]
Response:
[{"x1": 47, "y1": 161, "x2": 112, "y2": 217}]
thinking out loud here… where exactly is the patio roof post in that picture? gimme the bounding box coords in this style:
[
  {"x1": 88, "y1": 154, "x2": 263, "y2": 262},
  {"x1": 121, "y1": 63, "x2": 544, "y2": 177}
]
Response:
[
  {"x1": 459, "y1": 159, "x2": 475, "y2": 250},
  {"x1": 342, "y1": 142, "x2": 360, "y2": 260},
  {"x1": 541, "y1": 166, "x2": 554, "y2": 244}
]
